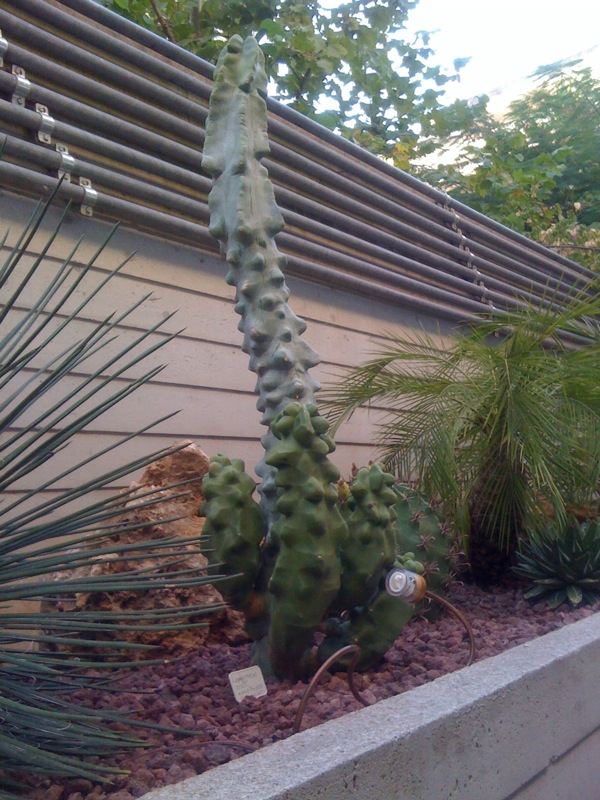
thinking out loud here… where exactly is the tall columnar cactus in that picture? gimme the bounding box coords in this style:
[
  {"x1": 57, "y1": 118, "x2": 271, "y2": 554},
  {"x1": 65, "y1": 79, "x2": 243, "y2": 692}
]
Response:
[
  {"x1": 201, "y1": 35, "x2": 455, "y2": 680},
  {"x1": 201, "y1": 34, "x2": 320, "y2": 522}
]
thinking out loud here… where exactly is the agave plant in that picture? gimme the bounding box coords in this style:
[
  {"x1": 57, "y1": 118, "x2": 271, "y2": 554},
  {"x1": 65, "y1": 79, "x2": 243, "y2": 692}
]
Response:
[
  {"x1": 0, "y1": 189, "x2": 221, "y2": 797},
  {"x1": 322, "y1": 288, "x2": 600, "y2": 583},
  {"x1": 515, "y1": 517, "x2": 600, "y2": 608}
]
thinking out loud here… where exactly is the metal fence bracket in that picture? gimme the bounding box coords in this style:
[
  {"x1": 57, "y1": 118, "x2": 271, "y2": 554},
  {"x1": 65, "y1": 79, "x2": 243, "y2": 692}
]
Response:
[
  {"x1": 35, "y1": 103, "x2": 55, "y2": 144},
  {"x1": 55, "y1": 142, "x2": 74, "y2": 181},
  {"x1": 11, "y1": 65, "x2": 30, "y2": 106},
  {"x1": 79, "y1": 177, "x2": 97, "y2": 216},
  {"x1": 0, "y1": 30, "x2": 7, "y2": 68}
]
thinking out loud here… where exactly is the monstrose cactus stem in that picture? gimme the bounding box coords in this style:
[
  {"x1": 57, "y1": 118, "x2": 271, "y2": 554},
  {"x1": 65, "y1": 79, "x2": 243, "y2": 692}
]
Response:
[{"x1": 201, "y1": 35, "x2": 320, "y2": 523}]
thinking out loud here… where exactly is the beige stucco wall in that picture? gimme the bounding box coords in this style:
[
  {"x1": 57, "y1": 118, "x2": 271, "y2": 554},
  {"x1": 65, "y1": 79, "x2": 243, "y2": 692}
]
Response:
[{"x1": 1, "y1": 191, "x2": 454, "y2": 509}]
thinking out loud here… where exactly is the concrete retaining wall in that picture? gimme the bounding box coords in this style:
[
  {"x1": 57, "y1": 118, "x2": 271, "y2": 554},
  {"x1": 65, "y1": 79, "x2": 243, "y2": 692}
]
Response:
[{"x1": 142, "y1": 612, "x2": 600, "y2": 800}]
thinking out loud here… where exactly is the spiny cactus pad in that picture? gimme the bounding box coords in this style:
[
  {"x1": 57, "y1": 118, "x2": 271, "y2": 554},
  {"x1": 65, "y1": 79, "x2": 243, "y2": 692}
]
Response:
[{"x1": 393, "y1": 484, "x2": 455, "y2": 615}]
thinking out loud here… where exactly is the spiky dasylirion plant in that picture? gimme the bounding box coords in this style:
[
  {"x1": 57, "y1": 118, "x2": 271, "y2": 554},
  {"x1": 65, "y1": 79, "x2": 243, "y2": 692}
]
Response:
[
  {"x1": 0, "y1": 188, "x2": 223, "y2": 797},
  {"x1": 200, "y1": 34, "x2": 451, "y2": 681}
]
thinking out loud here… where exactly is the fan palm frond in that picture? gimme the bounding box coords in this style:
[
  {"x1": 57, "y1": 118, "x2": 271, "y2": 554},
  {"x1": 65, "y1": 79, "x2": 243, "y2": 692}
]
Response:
[{"x1": 322, "y1": 284, "x2": 600, "y2": 561}]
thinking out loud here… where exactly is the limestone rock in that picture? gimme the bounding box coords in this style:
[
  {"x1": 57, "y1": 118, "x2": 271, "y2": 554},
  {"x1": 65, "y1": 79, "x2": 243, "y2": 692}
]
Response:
[
  {"x1": 45, "y1": 442, "x2": 249, "y2": 659},
  {"x1": 138, "y1": 441, "x2": 209, "y2": 515}
]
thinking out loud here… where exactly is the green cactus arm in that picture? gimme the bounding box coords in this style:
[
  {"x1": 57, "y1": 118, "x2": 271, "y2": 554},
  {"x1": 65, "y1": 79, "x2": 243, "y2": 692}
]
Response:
[
  {"x1": 202, "y1": 35, "x2": 321, "y2": 522},
  {"x1": 334, "y1": 464, "x2": 399, "y2": 612},
  {"x1": 319, "y1": 467, "x2": 416, "y2": 670},
  {"x1": 319, "y1": 591, "x2": 415, "y2": 672},
  {"x1": 201, "y1": 455, "x2": 265, "y2": 613},
  {"x1": 393, "y1": 484, "x2": 456, "y2": 616}
]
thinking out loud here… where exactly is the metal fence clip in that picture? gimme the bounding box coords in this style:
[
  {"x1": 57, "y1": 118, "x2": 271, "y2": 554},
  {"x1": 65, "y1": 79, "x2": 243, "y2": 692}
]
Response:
[
  {"x1": 35, "y1": 103, "x2": 55, "y2": 144},
  {"x1": 55, "y1": 142, "x2": 74, "y2": 181},
  {"x1": 79, "y1": 177, "x2": 97, "y2": 217},
  {"x1": 0, "y1": 30, "x2": 7, "y2": 68},
  {"x1": 11, "y1": 65, "x2": 30, "y2": 107}
]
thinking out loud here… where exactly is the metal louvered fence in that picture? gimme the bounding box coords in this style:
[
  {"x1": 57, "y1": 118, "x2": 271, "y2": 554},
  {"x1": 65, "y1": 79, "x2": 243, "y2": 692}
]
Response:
[{"x1": 0, "y1": 0, "x2": 595, "y2": 325}]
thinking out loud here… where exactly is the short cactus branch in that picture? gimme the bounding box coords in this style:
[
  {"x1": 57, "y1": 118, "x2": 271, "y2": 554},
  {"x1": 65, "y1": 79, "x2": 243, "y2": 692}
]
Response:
[
  {"x1": 393, "y1": 485, "x2": 457, "y2": 618},
  {"x1": 335, "y1": 465, "x2": 399, "y2": 612},
  {"x1": 201, "y1": 455, "x2": 267, "y2": 637}
]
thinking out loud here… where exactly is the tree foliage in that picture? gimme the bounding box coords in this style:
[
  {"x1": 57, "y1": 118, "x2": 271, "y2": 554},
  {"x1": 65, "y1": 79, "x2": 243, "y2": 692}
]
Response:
[
  {"x1": 105, "y1": 0, "x2": 467, "y2": 165},
  {"x1": 421, "y1": 62, "x2": 600, "y2": 270},
  {"x1": 106, "y1": 2, "x2": 598, "y2": 267},
  {"x1": 508, "y1": 63, "x2": 600, "y2": 226}
]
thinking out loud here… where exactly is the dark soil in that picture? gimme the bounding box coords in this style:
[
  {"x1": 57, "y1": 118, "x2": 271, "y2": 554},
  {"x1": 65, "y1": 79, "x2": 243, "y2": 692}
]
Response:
[{"x1": 22, "y1": 582, "x2": 600, "y2": 800}]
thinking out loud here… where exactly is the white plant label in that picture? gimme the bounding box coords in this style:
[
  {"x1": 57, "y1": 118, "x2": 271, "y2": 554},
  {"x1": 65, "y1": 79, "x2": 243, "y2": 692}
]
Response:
[{"x1": 228, "y1": 665, "x2": 267, "y2": 702}]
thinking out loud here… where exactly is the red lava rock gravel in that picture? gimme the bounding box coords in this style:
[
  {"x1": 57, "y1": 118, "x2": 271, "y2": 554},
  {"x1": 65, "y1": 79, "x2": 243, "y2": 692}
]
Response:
[{"x1": 21, "y1": 582, "x2": 600, "y2": 800}]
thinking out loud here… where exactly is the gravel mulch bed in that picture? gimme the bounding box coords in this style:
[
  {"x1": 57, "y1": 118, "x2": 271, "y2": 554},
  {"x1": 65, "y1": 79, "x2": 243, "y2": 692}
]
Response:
[{"x1": 21, "y1": 582, "x2": 600, "y2": 800}]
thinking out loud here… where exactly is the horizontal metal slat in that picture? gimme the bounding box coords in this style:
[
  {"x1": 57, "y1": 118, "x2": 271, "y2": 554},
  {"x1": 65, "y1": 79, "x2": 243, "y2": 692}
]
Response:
[{"x1": 0, "y1": 167, "x2": 478, "y2": 324}]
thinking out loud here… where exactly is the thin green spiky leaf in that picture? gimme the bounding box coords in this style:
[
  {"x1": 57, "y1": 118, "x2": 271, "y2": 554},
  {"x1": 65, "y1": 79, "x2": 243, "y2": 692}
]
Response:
[
  {"x1": 523, "y1": 584, "x2": 553, "y2": 599},
  {"x1": 529, "y1": 578, "x2": 564, "y2": 587},
  {"x1": 0, "y1": 361, "x2": 169, "y2": 489},
  {"x1": 0, "y1": 438, "x2": 186, "y2": 536},
  {"x1": 546, "y1": 589, "x2": 568, "y2": 609}
]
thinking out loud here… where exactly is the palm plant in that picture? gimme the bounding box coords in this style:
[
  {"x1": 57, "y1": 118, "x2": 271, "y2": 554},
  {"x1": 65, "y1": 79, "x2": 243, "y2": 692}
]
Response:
[
  {"x1": 322, "y1": 288, "x2": 600, "y2": 582},
  {"x1": 0, "y1": 190, "x2": 221, "y2": 797}
]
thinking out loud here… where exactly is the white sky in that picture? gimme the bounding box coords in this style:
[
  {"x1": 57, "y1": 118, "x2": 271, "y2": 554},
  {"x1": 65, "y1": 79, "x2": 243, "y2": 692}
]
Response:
[{"x1": 404, "y1": 0, "x2": 600, "y2": 112}]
